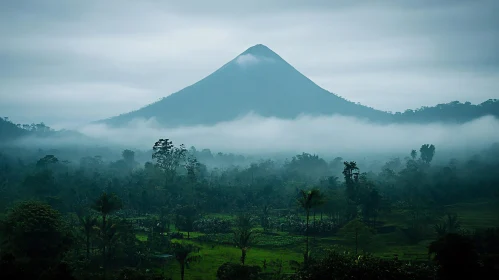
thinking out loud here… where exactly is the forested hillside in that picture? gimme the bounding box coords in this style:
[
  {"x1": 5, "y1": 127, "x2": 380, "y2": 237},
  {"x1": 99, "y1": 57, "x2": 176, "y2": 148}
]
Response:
[
  {"x1": 0, "y1": 117, "x2": 28, "y2": 141},
  {"x1": 0, "y1": 117, "x2": 53, "y2": 141},
  {"x1": 394, "y1": 99, "x2": 499, "y2": 123}
]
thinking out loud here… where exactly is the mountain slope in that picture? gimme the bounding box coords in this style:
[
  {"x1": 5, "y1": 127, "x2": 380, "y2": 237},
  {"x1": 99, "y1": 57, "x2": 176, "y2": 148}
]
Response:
[
  {"x1": 0, "y1": 117, "x2": 28, "y2": 141},
  {"x1": 396, "y1": 99, "x2": 499, "y2": 123},
  {"x1": 101, "y1": 44, "x2": 392, "y2": 127},
  {"x1": 0, "y1": 118, "x2": 96, "y2": 144}
]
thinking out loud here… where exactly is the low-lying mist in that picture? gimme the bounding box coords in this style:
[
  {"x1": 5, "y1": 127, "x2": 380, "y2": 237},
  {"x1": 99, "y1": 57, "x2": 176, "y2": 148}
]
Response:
[{"x1": 73, "y1": 113, "x2": 499, "y2": 159}]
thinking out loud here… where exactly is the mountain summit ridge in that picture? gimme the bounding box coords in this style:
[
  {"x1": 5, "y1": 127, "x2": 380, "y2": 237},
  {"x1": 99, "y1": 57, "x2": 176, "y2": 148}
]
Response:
[
  {"x1": 99, "y1": 44, "x2": 391, "y2": 127},
  {"x1": 239, "y1": 44, "x2": 284, "y2": 60}
]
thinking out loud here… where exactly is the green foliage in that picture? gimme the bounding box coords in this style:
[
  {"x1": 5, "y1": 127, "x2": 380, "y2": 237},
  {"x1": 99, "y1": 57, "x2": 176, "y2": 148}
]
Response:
[
  {"x1": 419, "y1": 144, "x2": 436, "y2": 164},
  {"x1": 175, "y1": 205, "x2": 199, "y2": 238},
  {"x1": 122, "y1": 149, "x2": 135, "y2": 164},
  {"x1": 216, "y1": 262, "x2": 262, "y2": 280},
  {"x1": 234, "y1": 213, "x2": 257, "y2": 265},
  {"x1": 92, "y1": 192, "x2": 122, "y2": 217},
  {"x1": 76, "y1": 212, "x2": 97, "y2": 260},
  {"x1": 22, "y1": 168, "x2": 58, "y2": 197},
  {"x1": 116, "y1": 267, "x2": 166, "y2": 280},
  {"x1": 152, "y1": 138, "x2": 187, "y2": 177},
  {"x1": 339, "y1": 218, "x2": 375, "y2": 254},
  {"x1": 194, "y1": 217, "x2": 233, "y2": 234},
  {"x1": 172, "y1": 242, "x2": 201, "y2": 280},
  {"x1": 297, "y1": 188, "x2": 324, "y2": 264},
  {"x1": 293, "y1": 250, "x2": 437, "y2": 280},
  {"x1": 36, "y1": 155, "x2": 59, "y2": 168},
  {"x1": 1, "y1": 201, "x2": 72, "y2": 263},
  {"x1": 1, "y1": 138, "x2": 499, "y2": 279}
]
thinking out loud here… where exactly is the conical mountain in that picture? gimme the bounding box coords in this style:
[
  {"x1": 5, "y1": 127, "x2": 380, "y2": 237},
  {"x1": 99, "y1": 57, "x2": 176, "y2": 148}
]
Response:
[{"x1": 101, "y1": 44, "x2": 391, "y2": 127}]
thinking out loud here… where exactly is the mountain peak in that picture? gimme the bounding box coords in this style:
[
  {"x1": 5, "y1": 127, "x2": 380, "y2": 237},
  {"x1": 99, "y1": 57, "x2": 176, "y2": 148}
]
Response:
[
  {"x1": 100, "y1": 44, "x2": 391, "y2": 127},
  {"x1": 240, "y1": 44, "x2": 281, "y2": 60}
]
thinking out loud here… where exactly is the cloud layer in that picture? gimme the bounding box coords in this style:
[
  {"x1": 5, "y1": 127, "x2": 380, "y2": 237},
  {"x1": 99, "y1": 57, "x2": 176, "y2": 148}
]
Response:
[{"x1": 76, "y1": 114, "x2": 499, "y2": 158}]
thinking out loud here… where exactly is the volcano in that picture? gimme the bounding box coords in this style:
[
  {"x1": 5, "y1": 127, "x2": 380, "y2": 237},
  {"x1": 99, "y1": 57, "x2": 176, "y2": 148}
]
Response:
[{"x1": 100, "y1": 44, "x2": 391, "y2": 127}]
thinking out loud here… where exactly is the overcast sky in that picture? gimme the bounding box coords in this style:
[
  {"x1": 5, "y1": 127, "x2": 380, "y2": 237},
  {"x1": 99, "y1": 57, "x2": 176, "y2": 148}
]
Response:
[{"x1": 1, "y1": 0, "x2": 498, "y2": 129}]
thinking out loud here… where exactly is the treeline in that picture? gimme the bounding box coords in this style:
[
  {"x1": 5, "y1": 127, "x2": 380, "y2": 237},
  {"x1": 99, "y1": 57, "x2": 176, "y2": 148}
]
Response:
[
  {"x1": 393, "y1": 99, "x2": 499, "y2": 123},
  {"x1": 1, "y1": 140, "x2": 498, "y2": 218},
  {"x1": 1, "y1": 139, "x2": 499, "y2": 279}
]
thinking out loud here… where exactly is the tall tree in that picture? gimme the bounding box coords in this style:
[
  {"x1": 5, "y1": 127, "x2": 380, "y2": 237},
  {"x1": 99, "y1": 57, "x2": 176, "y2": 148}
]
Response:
[
  {"x1": 233, "y1": 213, "x2": 256, "y2": 265},
  {"x1": 172, "y1": 243, "x2": 200, "y2": 280},
  {"x1": 92, "y1": 192, "x2": 122, "y2": 279},
  {"x1": 0, "y1": 201, "x2": 72, "y2": 274},
  {"x1": 419, "y1": 144, "x2": 436, "y2": 164},
  {"x1": 152, "y1": 138, "x2": 187, "y2": 183},
  {"x1": 175, "y1": 205, "x2": 198, "y2": 239},
  {"x1": 122, "y1": 149, "x2": 135, "y2": 163},
  {"x1": 342, "y1": 161, "x2": 359, "y2": 202},
  {"x1": 77, "y1": 212, "x2": 97, "y2": 260},
  {"x1": 340, "y1": 218, "x2": 373, "y2": 255},
  {"x1": 410, "y1": 149, "x2": 417, "y2": 160},
  {"x1": 297, "y1": 188, "x2": 324, "y2": 264}
]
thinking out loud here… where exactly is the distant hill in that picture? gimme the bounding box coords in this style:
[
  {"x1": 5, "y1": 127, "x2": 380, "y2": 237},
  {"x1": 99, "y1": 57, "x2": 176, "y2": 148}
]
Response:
[
  {"x1": 394, "y1": 99, "x2": 499, "y2": 123},
  {"x1": 99, "y1": 44, "x2": 393, "y2": 127},
  {"x1": 0, "y1": 117, "x2": 28, "y2": 141},
  {"x1": 0, "y1": 117, "x2": 93, "y2": 144}
]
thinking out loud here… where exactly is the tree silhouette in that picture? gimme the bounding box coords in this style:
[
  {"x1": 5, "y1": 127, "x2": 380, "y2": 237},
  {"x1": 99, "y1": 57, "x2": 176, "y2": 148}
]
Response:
[
  {"x1": 152, "y1": 138, "x2": 187, "y2": 182},
  {"x1": 419, "y1": 144, "x2": 436, "y2": 164},
  {"x1": 172, "y1": 242, "x2": 200, "y2": 280},
  {"x1": 340, "y1": 218, "x2": 373, "y2": 255},
  {"x1": 0, "y1": 201, "x2": 71, "y2": 274},
  {"x1": 233, "y1": 213, "x2": 256, "y2": 265},
  {"x1": 410, "y1": 149, "x2": 417, "y2": 160},
  {"x1": 36, "y1": 155, "x2": 59, "y2": 168},
  {"x1": 76, "y1": 212, "x2": 97, "y2": 260},
  {"x1": 434, "y1": 213, "x2": 461, "y2": 237},
  {"x1": 297, "y1": 188, "x2": 324, "y2": 264},
  {"x1": 175, "y1": 205, "x2": 198, "y2": 239},
  {"x1": 92, "y1": 192, "x2": 122, "y2": 279},
  {"x1": 343, "y1": 161, "x2": 359, "y2": 201}
]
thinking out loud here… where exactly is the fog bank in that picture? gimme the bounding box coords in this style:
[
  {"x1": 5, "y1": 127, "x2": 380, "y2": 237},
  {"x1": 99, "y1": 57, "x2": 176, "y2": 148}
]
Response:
[{"x1": 76, "y1": 113, "x2": 499, "y2": 158}]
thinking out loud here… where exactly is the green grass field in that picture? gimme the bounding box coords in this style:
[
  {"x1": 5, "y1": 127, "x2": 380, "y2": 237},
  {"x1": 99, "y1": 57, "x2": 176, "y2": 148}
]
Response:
[{"x1": 136, "y1": 199, "x2": 499, "y2": 280}]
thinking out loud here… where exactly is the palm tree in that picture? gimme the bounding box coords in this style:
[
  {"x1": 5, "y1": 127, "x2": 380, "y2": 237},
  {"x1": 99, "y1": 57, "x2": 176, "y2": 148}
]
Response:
[
  {"x1": 77, "y1": 213, "x2": 97, "y2": 260},
  {"x1": 297, "y1": 188, "x2": 324, "y2": 264},
  {"x1": 92, "y1": 192, "x2": 122, "y2": 279},
  {"x1": 99, "y1": 220, "x2": 121, "y2": 264},
  {"x1": 234, "y1": 213, "x2": 256, "y2": 265},
  {"x1": 172, "y1": 243, "x2": 200, "y2": 280}
]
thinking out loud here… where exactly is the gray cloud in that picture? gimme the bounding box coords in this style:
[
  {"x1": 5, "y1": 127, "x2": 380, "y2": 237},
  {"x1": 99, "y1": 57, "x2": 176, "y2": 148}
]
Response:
[{"x1": 1, "y1": 0, "x2": 498, "y2": 127}]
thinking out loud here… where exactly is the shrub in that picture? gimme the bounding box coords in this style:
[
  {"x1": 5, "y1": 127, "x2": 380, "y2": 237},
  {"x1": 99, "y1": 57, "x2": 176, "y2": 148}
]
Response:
[
  {"x1": 193, "y1": 217, "x2": 233, "y2": 234},
  {"x1": 168, "y1": 232, "x2": 184, "y2": 239},
  {"x1": 293, "y1": 250, "x2": 436, "y2": 280},
  {"x1": 216, "y1": 262, "x2": 261, "y2": 280}
]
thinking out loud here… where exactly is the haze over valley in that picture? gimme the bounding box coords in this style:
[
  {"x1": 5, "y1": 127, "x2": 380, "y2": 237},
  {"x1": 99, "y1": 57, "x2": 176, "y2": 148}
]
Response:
[{"x1": 2, "y1": 43, "x2": 498, "y2": 159}]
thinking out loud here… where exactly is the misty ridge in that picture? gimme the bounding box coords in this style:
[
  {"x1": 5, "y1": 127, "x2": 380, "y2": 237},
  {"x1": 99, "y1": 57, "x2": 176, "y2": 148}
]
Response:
[
  {"x1": 81, "y1": 113, "x2": 499, "y2": 156},
  {"x1": 3, "y1": 112, "x2": 497, "y2": 171},
  {"x1": 3, "y1": 43, "x2": 498, "y2": 164}
]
